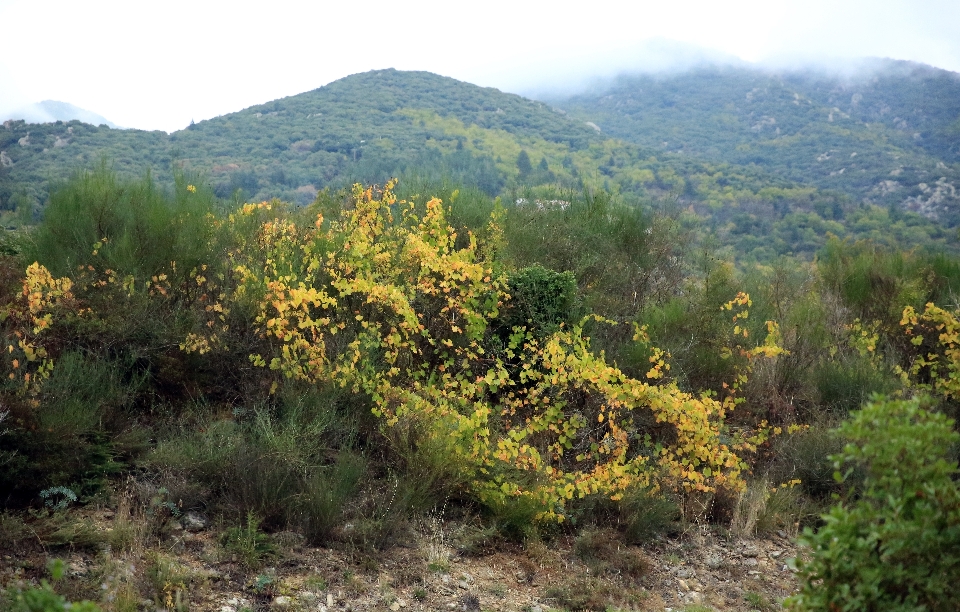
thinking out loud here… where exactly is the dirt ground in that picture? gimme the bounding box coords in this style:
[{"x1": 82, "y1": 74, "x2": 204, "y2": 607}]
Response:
[{"x1": 0, "y1": 503, "x2": 801, "y2": 612}]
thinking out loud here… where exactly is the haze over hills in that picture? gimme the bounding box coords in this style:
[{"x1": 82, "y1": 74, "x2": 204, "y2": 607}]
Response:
[
  {"x1": 1, "y1": 100, "x2": 119, "y2": 129},
  {"x1": 1, "y1": 60, "x2": 958, "y2": 261}
]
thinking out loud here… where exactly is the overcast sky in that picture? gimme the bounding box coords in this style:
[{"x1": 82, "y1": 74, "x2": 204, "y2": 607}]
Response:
[{"x1": 1, "y1": 0, "x2": 958, "y2": 133}]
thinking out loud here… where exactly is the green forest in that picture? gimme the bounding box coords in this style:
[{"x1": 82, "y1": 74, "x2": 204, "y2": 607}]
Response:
[{"x1": 1, "y1": 62, "x2": 960, "y2": 611}]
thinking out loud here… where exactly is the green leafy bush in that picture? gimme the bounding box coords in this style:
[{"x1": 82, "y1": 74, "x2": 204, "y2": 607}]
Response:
[
  {"x1": 499, "y1": 265, "x2": 577, "y2": 337},
  {"x1": 788, "y1": 396, "x2": 960, "y2": 611}
]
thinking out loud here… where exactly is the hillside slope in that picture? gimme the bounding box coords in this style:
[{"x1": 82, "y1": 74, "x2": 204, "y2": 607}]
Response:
[
  {"x1": 549, "y1": 60, "x2": 960, "y2": 226},
  {"x1": 1, "y1": 66, "x2": 957, "y2": 260}
]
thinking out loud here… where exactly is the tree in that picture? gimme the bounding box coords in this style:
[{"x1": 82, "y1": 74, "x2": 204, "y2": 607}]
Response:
[{"x1": 516, "y1": 149, "x2": 532, "y2": 177}]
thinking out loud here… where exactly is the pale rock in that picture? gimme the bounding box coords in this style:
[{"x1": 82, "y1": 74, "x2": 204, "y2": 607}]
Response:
[
  {"x1": 273, "y1": 595, "x2": 293, "y2": 607},
  {"x1": 181, "y1": 510, "x2": 208, "y2": 532}
]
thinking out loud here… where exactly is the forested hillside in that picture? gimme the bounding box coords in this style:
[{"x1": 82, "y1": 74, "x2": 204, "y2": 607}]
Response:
[
  {"x1": 2, "y1": 65, "x2": 959, "y2": 262},
  {"x1": 550, "y1": 60, "x2": 960, "y2": 226}
]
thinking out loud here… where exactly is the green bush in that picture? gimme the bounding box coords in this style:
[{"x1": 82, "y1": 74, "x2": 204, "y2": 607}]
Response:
[
  {"x1": 0, "y1": 352, "x2": 142, "y2": 503},
  {"x1": 499, "y1": 265, "x2": 577, "y2": 338},
  {"x1": 766, "y1": 424, "x2": 849, "y2": 501},
  {"x1": 618, "y1": 487, "x2": 681, "y2": 544},
  {"x1": 787, "y1": 396, "x2": 960, "y2": 611},
  {"x1": 23, "y1": 163, "x2": 218, "y2": 281},
  {"x1": 220, "y1": 512, "x2": 277, "y2": 569},
  {"x1": 813, "y1": 355, "x2": 900, "y2": 417}
]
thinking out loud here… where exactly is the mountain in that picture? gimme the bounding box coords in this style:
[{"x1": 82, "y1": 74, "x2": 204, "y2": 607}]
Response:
[
  {"x1": 1, "y1": 66, "x2": 958, "y2": 261},
  {"x1": 548, "y1": 59, "x2": 960, "y2": 225},
  {"x1": 2, "y1": 100, "x2": 119, "y2": 129}
]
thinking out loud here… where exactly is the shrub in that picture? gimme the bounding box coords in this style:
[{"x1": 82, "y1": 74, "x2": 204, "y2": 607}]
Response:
[
  {"x1": 618, "y1": 487, "x2": 681, "y2": 544},
  {"x1": 219, "y1": 513, "x2": 277, "y2": 569},
  {"x1": 765, "y1": 424, "x2": 849, "y2": 501},
  {"x1": 297, "y1": 452, "x2": 365, "y2": 545},
  {"x1": 0, "y1": 352, "x2": 139, "y2": 503},
  {"x1": 573, "y1": 527, "x2": 651, "y2": 580},
  {"x1": 498, "y1": 265, "x2": 577, "y2": 338},
  {"x1": 787, "y1": 396, "x2": 960, "y2": 611}
]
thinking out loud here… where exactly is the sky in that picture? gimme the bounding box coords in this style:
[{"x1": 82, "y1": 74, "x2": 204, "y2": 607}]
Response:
[{"x1": 1, "y1": 0, "x2": 958, "y2": 133}]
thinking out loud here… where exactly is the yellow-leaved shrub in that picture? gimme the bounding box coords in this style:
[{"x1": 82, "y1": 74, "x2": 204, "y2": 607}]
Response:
[{"x1": 181, "y1": 182, "x2": 760, "y2": 520}]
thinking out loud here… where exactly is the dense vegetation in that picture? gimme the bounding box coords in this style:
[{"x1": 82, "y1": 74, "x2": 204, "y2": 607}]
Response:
[
  {"x1": 1, "y1": 164, "x2": 959, "y2": 608},
  {"x1": 2, "y1": 63, "x2": 959, "y2": 263},
  {"x1": 1, "y1": 60, "x2": 959, "y2": 609}
]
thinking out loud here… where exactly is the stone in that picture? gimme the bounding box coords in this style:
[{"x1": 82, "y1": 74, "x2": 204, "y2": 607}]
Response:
[
  {"x1": 181, "y1": 511, "x2": 208, "y2": 532},
  {"x1": 676, "y1": 568, "x2": 693, "y2": 579},
  {"x1": 677, "y1": 579, "x2": 690, "y2": 592},
  {"x1": 389, "y1": 602, "x2": 400, "y2": 611},
  {"x1": 742, "y1": 558, "x2": 759, "y2": 568},
  {"x1": 273, "y1": 595, "x2": 293, "y2": 607}
]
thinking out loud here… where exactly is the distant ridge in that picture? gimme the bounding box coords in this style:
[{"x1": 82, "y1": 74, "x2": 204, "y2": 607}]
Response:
[
  {"x1": 2, "y1": 100, "x2": 120, "y2": 128},
  {"x1": 2, "y1": 64, "x2": 958, "y2": 259}
]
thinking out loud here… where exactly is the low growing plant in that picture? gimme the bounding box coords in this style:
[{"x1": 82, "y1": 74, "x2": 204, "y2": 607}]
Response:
[
  {"x1": 220, "y1": 512, "x2": 277, "y2": 569},
  {"x1": 1, "y1": 559, "x2": 102, "y2": 612}
]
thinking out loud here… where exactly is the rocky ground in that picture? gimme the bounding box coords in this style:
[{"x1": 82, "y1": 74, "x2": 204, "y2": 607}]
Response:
[{"x1": 0, "y1": 500, "x2": 801, "y2": 612}]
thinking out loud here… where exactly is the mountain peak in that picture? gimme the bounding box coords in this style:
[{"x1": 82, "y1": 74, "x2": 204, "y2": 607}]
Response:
[{"x1": 2, "y1": 100, "x2": 119, "y2": 129}]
